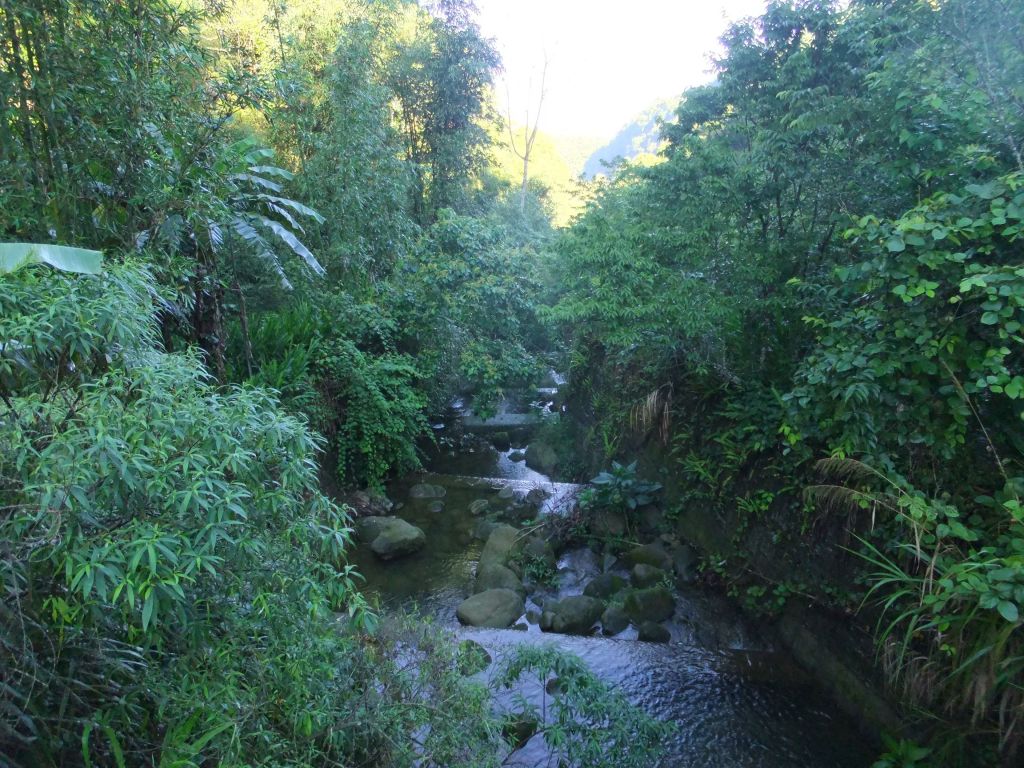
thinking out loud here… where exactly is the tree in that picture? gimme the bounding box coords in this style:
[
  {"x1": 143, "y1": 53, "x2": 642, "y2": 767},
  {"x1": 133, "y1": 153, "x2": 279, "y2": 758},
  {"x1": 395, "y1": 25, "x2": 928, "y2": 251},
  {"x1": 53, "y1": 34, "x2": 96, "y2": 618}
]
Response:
[{"x1": 506, "y1": 55, "x2": 548, "y2": 214}]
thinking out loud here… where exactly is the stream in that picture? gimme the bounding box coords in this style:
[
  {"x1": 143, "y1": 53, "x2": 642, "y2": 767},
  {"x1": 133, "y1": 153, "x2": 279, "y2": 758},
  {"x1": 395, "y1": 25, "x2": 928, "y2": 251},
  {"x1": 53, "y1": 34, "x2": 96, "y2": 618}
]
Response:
[{"x1": 348, "y1": 390, "x2": 874, "y2": 768}]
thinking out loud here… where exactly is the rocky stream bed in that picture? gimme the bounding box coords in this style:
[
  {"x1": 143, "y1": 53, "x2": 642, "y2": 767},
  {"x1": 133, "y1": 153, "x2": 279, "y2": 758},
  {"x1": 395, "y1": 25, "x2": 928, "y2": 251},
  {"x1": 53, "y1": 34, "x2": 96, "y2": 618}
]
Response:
[{"x1": 344, "y1": 390, "x2": 875, "y2": 767}]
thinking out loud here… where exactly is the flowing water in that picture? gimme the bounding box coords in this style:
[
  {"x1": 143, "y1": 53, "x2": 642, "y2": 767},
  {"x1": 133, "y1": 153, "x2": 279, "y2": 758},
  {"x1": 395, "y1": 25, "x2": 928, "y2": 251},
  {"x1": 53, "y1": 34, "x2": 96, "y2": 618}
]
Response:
[{"x1": 348, "y1": 392, "x2": 874, "y2": 768}]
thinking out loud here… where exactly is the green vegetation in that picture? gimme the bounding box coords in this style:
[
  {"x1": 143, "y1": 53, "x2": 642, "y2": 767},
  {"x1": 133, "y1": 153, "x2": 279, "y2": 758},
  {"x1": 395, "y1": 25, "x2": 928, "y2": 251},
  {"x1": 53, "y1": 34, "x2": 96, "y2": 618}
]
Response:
[
  {"x1": 0, "y1": 1, "x2": 646, "y2": 765},
  {"x1": 5, "y1": 0, "x2": 1024, "y2": 764},
  {"x1": 550, "y1": 0, "x2": 1024, "y2": 763}
]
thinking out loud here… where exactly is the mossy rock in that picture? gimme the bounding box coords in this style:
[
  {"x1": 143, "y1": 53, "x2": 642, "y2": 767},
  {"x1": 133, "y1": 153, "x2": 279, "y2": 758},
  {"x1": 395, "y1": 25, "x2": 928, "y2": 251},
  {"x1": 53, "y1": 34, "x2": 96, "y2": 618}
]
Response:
[
  {"x1": 623, "y1": 586, "x2": 675, "y2": 624},
  {"x1": 631, "y1": 563, "x2": 667, "y2": 588},
  {"x1": 409, "y1": 483, "x2": 446, "y2": 499},
  {"x1": 525, "y1": 441, "x2": 559, "y2": 475},
  {"x1": 601, "y1": 603, "x2": 630, "y2": 635},
  {"x1": 539, "y1": 595, "x2": 605, "y2": 635},
  {"x1": 491, "y1": 431, "x2": 511, "y2": 451},
  {"x1": 622, "y1": 542, "x2": 672, "y2": 571},
  {"x1": 583, "y1": 573, "x2": 628, "y2": 600},
  {"x1": 480, "y1": 524, "x2": 520, "y2": 569},
  {"x1": 456, "y1": 589, "x2": 525, "y2": 628},
  {"x1": 369, "y1": 518, "x2": 426, "y2": 560},
  {"x1": 475, "y1": 561, "x2": 525, "y2": 598}
]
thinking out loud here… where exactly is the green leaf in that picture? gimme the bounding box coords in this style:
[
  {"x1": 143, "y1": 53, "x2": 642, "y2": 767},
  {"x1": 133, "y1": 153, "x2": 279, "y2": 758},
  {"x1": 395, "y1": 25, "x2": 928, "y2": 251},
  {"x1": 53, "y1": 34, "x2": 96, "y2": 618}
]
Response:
[
  {"x1": 997, "y1": 601, "x2": 1019, "y2": 623},
  {"x1": 885, "y1": 236, "x2": 906, "y2": 253},
  {"x1": 0, "y1": 242, "x2": 103, "y2": 275}
]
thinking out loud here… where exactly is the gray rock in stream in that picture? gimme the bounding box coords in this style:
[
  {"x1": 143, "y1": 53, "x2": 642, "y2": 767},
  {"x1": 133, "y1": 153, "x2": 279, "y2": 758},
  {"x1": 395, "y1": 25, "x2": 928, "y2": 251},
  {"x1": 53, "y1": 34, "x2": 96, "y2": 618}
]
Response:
[
  {"x1": 479, "y1": 524, "x2": 520, "y2": 569},
  {"x1": 456, "y1": 589, "x2": 525, "y2": 628},
  {"x1": 631, "y1": 563, "x2": 667, "y2": 589},
  {"x1": 525, "y1": 441, "x2": 559, "y2": 475},
  {"x1": 584, "y1": 573, "x2": 628, "y2": 600},
  {"x1": 508, "y1": 450, "x2": 526, "y2": 462},
  {"x1": 539, "y1": 595, "x2": 606, "y2": 635},
  {"x1": 469, "y1": 499, "x2": 490, "y2": 516},
  {"x1": 409, "y1": 483, "x2": 446, "y2": 500},
  {"x1": 368, "y1": 518, "x2": 426, "y2": 560},
  {"x1": 475, "y1": 562, "x2": 526, "y2": 598},
  {"x1": 621, "y1": 542, "x2": 673, "y2": 572},
  {"x1": 601, "y1": 604, "x2": 630, "y2": 635}
]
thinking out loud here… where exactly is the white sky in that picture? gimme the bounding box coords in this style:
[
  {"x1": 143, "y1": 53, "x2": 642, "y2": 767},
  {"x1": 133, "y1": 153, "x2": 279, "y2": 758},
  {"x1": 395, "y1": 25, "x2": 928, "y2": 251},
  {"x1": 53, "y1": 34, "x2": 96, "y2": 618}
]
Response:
[{"x1": 476, "y1": 0, "x2": 767, "y2": 139}]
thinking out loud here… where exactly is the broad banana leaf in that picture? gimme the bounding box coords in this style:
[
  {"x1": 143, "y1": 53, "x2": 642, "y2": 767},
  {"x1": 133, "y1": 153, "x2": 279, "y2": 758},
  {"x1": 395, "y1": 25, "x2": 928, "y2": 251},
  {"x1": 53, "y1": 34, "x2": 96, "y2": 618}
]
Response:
[{"x1": 0, "y1": 243, "x2": 103, "y2": 275}]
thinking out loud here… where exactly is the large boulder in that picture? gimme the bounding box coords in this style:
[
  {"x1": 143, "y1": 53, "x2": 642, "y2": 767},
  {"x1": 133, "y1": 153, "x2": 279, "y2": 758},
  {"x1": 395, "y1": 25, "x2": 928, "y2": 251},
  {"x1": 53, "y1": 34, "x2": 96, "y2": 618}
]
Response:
[
  {"x1": 475, "y1": 561, "x2": 525, "y2": 597},
  {"x1": 354, "y1": 515, "x2": 393, "y2": 543},
  {"x1": 623, "y1": 586, "x2": 675, "y2": 624},
  {"x1": 480, "y1": 524, "x2": 520, "y2": 569},
  {"x1": 409, "y1": 483, "x2": 446, "y2": 500},
  {"x1": 631, "y1": 563, "x2": 667, "y2": 589},
  {"x1": 491, "y1": 431, "x2": 511, "y2": 451},
  {"x1": 622, "y1": 543, "x2": 672, "y2": 572},
  {"x1": 525, "y1": 441, "x2": 559, "y2": 475},
  {"x1": 601, "y1": 603, "x2": 630, "y2": 635},
  {"x1": 369, "y1": 518, "x2": 426, "y2": 560},
  {"x1": 456, "y1": 589, "x2": 525, "y2": 628},
  {"x1": 540, "y1": 595, "x2": 605, "y2": 635},
  {"x1": 584, "y1": 573, "x2": 628, "y2": 600}
]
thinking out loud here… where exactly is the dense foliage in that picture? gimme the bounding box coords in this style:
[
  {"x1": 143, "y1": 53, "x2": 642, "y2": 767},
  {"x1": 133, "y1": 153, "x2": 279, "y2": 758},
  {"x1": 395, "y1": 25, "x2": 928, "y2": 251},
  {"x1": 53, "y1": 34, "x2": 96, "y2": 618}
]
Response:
[
  {"x1": 0, "y1": 0, "x2": 575, "y2": 765},
  {"x1": 549, "y1": 0, "x2": 1024, "y2": 763}
]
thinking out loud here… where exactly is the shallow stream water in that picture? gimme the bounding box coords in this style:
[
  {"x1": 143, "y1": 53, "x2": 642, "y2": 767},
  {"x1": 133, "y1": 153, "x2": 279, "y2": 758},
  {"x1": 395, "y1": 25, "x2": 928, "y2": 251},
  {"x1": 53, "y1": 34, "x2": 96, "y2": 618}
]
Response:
[{"x1": 348, "y1": 397, "x2": 874, "y2": 767}]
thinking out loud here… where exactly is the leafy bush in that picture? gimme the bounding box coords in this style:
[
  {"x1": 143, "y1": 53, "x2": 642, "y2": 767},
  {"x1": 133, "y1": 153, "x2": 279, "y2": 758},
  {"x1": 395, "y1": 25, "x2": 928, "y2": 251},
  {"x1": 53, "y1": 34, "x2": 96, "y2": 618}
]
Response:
[
  {"x1": 584, "y1": 461, "x2": 663, "y2": 512},
  {"x1": 1, "y1": 262, "x2": 476, "y2": 766}
]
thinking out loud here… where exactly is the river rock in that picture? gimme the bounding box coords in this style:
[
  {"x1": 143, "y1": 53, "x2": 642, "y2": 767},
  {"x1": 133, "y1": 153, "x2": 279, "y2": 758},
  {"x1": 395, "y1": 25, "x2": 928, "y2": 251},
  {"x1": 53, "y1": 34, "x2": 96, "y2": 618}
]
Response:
[
  {"x1": 427, "y1": 500, "x2": 445, "y2": 513},
  {"x1": 409, "y1": 483, "x2": 446, "y2": 500},
  {"x1": 456, "y1": 589, "x2": 525, "y2": 628},
  {"x1": 497, "y1": 486, "x2": 516, "y2": 500},
  {"x1": 584, "y1": 573, "x2": 628, "y2": 600},
  {"x1": 475, "y1": 561, "x2": 526, "y2": 597},
  {"x1": 469, "y1": 499, "x2": 490, "y2": 516},
  {"x1": 369, "y1": 518, "x2": 427, "y2": 560},
  {"x1": 509, "y1": 450, "x2": 526, "y2": 462},
  {"x1": 632, "y1": 563, "x2": 667, "y2": 588},
  {"x1": 480, "y1": 524, "x2": 520, "y2": 569},
  {"x1": 491, "y1": 431, "x2": 511, "y2": 451},
  {"x1": 540, "y1": 595, "x2": 605, "y2": 635},
  {"x1": 525, "y1": 441, "x2": 559, "y2": 475},
  {"x1": 354, "y1": 515, "x2": 393, "y2": 543},
  {"x1": 622, "y1": 542, "x2": 673, "y2": 572},
  {"x1": 601, "y1": 603, "x2": 630, "y2": 635},
  {"x1": 623, "y1": 586, "x2": 675, "y2": 624},
  {"x1": 638, "y1": 621, "x2": 671, "y2": 643}
]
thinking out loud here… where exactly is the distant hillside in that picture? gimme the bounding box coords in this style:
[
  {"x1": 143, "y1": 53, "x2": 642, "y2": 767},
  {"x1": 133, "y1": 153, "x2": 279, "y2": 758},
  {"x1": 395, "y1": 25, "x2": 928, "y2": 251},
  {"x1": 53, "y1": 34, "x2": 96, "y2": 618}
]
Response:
[
  {"x1": 582, "y1": 97, "x2": 677, "y2": 179},
  {"x1": 549, "y1": 134, "x2": 605, "y2": 178}
]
